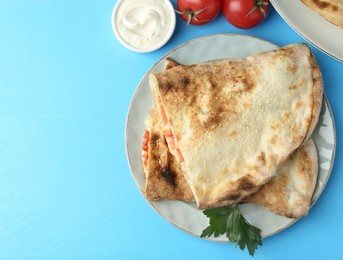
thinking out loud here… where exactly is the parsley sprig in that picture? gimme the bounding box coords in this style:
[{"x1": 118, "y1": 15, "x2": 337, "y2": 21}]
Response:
[{"x1": 201, "y1": 204, "x2": 262, "y2": 256}]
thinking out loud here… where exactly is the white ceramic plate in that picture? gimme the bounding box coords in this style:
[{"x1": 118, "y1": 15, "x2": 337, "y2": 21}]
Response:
[
  {"x1": 271, "y1": 0, "x2": 343, "y2": 62},
  {"x1": 125, "y1": 34, "x2": 336, "y2": 241}
]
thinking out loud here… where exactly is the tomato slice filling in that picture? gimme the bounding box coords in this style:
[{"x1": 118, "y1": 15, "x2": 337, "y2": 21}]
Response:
[
  {"x1": 158, "y1": 96, "x2": 169, "y2": 125},
  {"x1": 157, "y1": 96, "x2": 184, "y2": 163},
  {"x1": 163, "y1": 129, "x2": 184, "y2": 162},
  {"x1": 142, "y1": 129, "x2": 150, "y2": 167}
]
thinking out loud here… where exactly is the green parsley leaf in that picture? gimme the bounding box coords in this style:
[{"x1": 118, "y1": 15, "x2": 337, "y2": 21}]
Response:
[{"x1": 201, "y1": 204, "x2": 262, "y2": 256}]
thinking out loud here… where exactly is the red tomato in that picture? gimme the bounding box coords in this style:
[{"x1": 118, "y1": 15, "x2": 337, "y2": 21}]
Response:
[
  {"x1": 222, "y1": 0, "x2": 270, "y2": 29},
  {"x1": 176, "y1": 0, "x2": 222, "y2": 26}
]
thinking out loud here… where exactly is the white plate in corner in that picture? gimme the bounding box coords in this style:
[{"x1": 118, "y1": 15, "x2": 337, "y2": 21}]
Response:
[
  {"x1": 125, "y1": 34, "x2": 336, "y2": 241},
  {"x1": 271, "y1": 0, "x2": 343, "y2": 62}
]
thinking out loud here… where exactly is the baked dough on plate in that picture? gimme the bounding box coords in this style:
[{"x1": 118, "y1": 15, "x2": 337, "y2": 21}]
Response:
[
  {"x1": 144, "y1": 44, "x2": 323, "y2": 211},
  {"x1": 301, "y1": 0, "x2": 343, "y2": 28}
]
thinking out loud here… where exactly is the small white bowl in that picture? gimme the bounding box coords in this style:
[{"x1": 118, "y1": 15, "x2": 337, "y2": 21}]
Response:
[{"x1": 111, "y1": 0, "x2": 176, "y2": 53}]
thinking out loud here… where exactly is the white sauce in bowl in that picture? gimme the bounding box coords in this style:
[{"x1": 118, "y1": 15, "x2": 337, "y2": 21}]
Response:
[{"x1": 113, "y1": 0, "x2": 175, "y2": 52}]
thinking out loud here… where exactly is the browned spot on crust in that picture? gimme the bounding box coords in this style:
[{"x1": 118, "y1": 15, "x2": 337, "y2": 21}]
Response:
[
  {"x1": 228, "y1": 130, "x2": 237, "y2": 138},
  {"x1": 269, "y1": 135, "x2": 278, "y2": 145},
  {"x1": 210, "y1": 81, "x2": 217, "y2": 89},
  {"x1": 160, "y1": 81, "x2": 173, "y2": 93},
  {"x1": 161, "y1": 167, "x2": 176, "y2": 187},
  {"x1": 313, "y1": 0, "x2": 330, "y2": 9},
  {"x1": 288, "y1": 63, "x2": 297, "y2": 74},
  {"x1": 151, "y1": 133, "x2": 159, "y2": 143},
  {"x1": 227, "y1": 194, "x2": 241, "y2": 201},
  {"x1": 243, "y1": 77, "x2": 255, "y2": 92},
  {"x1": 242, "y1": 102, "x2": 251, "y2": 110},
  {"x1": 203, "y1": 107, "x2": 228, "y2": 130},
  {"x1": 294, "y1": 101, "x2": 303, "y2": 109},
  {"x1": 289, "y1": 84, "x2": 298, "y2": 90},
  {"x1": 151, "y1": 154, "x2": 158, "y2": 161},
  {"x1": 283, "y1": 112, "x2": 291, "y2": 120},
  {"x1": 239, "y1": 177, "x2": 255, "y2": 191},
  {"x1": 182, "y1": 76, "x2": 190, "y2": 87},
  {"x1": 230, "y1": 74, "x2": 256, "y2": 93},
  {"x1": 257, "y1": 152, "x2": 266, "y2": 166},
  {"x1": 270, "y1": 122, "x2": 281, "y2": 130},
  {"x1": 289, "y1": 79, "x2": 305, "y2": 90}
]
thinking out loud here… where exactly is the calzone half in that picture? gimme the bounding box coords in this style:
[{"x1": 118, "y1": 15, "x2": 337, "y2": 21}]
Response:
[
  {"x1": 148, "y1": 43, "x2": 323, "y2": 209},
  {"x1": 143, "y1": 106, "x2": 318, "y2": 218}
]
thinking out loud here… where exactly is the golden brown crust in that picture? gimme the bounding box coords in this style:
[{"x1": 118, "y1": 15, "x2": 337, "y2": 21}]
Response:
[
  {"x1": 144, "y1": 56, "x2": 319, "y2": 216},
  {"x1": 146, "y1": 44, "x2": 322, "y2": 213},
  {"x1": 143, "y1": 109, "x2": 194, "y2": 201},
  {"x1": 303, "y1": 53, "x2": 324, "y2": 143},
  {"x1": 244, "y1": 138, "x2": 318, "y2": 218},
  {"x1": 301, "y1": 0, "x2": 343, "y2": 28},
  {"x1": 143, "y1": 59, "x2": 194, "y2": 201},
  {"x1": 155, "y1": 60, "x2": 260, "y2": 138},
  {"x1": 149, "y1": 44, "x2": 322, "y2": 209},
  {"x1": 197, "y1": 176, "x2": 262, "y2": 209},
  {"x1": 164, "y1": 58, "x2": 179, "y2": 70}
]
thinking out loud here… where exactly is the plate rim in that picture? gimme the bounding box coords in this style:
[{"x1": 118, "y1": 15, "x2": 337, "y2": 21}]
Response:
[
  {"x1": 270, "y1": 0, "x2": 343, "y2": 63},
  {"x1": 124, "y1": 33, "x2": 336, "y2": 242}
]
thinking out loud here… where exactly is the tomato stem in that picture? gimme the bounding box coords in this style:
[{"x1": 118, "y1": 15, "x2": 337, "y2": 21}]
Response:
[
  {"x1": 246, "y1": 0, "x2": 269, "y2": 18},
  {"x1": 175, "y1": 7, "x2": 209, "y2": 26}
]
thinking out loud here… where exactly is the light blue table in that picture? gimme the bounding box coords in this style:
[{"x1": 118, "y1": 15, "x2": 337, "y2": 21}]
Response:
[{"x1": 0, "y1": 0, "x2": 342, "y2": 259}]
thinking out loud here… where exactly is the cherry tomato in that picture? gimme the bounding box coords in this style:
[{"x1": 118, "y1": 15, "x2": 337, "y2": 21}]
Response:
[
  {"x1": 222, "y1": 0, "x2": 270, "y2": 29},
  {"x1": 176, "y1": 0, "x2": 222, "y2": 26}
]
